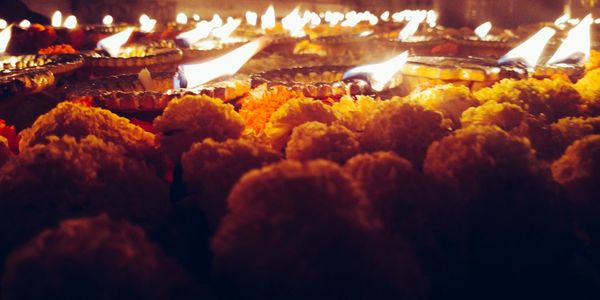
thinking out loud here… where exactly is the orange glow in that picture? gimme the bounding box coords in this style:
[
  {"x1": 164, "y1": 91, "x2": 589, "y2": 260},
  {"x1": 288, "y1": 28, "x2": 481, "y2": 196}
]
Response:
[
  {"x1": 547, "y1": 14, "x2": 592, "y2": 65},
  {"x1": 175, "y1": 37, "x2": 270, "y2": 89},
  {"x1": 343, "y1": 51, "x2": 409, "y2": 91},
  {"x1": 499, "y1": 27, "x2": 556, "y2": 68},
  {"x1": 97, "y1": 27, "x2": 134, "y2": 57}
]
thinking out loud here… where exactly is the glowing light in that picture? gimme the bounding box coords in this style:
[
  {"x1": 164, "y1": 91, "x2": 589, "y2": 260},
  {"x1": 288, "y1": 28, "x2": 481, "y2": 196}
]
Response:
[
  {"x1": 309, "y1": 12, "x2": 321, "y2": 27},
  {"x1": 426, "y1": 10, "x2": 437, "y2": 27},
  {"x1": 176, "y1": 13, "x2": 188, "y2": 25},
  {"x1": 19, "y1": 20, "x2": 31, "y2": 29},
  {"x1": 103, "y1": 15, "x2": 113, "y2": 26},
  {"x1": 261, "y1": 5, "x2": 276, "y2": 30},
  {"x1": 475, "y1": 21, "x2": 492, "y2": 39},
  {"x1": 64, "y1": 15, "x2": 77, "y2": 29},
  {"x1": 51, "y1": 10, "x2": 62, "y2": 27},
  {"x1": 554, "y1": 13, "x2": 570, "y2": 27},
  {"x1": 246, "y1": 11, "x2": 258, "y2": 26},
  {"x1": 343, "y1": 51, "x2": 409, "y2": 91},
  {"x1": 177, "y1": 21, "x2": 212, "y2": 45},
  {"x1": 175, "y1": 37, "x2": 270, "y2": 89},
  {"x1": 282, "y1": 7, "x2": 308, "y2": 37},
  {"x1": 97, "y1": 27, "x2": 134, "y2": 57},
  {"x1": 0, "y1": 25, "x2": 12, "y2": 54},
  {"x1": 193, "y1": 14, "x2": 200, "y2": 22},
  {"x1": 547, "y1": 14, "x2": 593, "y2": 65},
  {"x1": 398, "y1": 11, "x2": 425, "y2": 40},
  {"x1": 324, "y1": 11, "x2": 344, "y2": 26},
  {"x1": 212, "y1": 18, "x2": 242, "y2": 40},
  {"x1": 499, "y1": 27, "x2": 556, "y2": 68},
  {"x1": 0, "y1": 19, "x2": 7, "y2": 30},
  {"x1": 210, "y1": 14, "x2": 223, "y2": 28},
  {"x1": 139, "y1": 14, "x2": 156, "y2": 33},
  {"x1": 381, "y1": 11, "x2": 390, "y2": 22}
]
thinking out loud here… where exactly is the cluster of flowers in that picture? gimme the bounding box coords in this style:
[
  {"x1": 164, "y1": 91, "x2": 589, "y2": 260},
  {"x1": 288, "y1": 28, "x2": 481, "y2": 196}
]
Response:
[{"x1": 1, "y1": 61, "x2": 600, "y2": 299}]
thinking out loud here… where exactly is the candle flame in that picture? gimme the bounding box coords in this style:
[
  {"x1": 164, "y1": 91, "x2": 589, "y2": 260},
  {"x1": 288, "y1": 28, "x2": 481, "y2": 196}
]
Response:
[
  {"x1": 193, "y1": 14, "x2": 200, "y2": 22},
  {"x1": 246, "y1": 11, "x2": 258, "y2": 26},
  {"x1": 426, "y1": 10, "x2": 437, "y2": 28},
  {"x1": 0, "y1": 25, "x2": 12, "y2": 54},
  {"x1": 19, "y1": 20, "x2": 31, "y2": 29},
  {"x1": 139, "y1": 14, "x2": 156, "y2": 33},
  {"x1": 324, "y1": 11, "x2": 344, "y2": 26},
  {"x1": 282, "y1": 7, "x2": 308, "y2": 37},
  {"x1": 343, "y1": 51, "x2": 409, "y2": 91},
  {"x1": 381, "y1": 11, "x2": 390, "y2": 22},
  {"x1": 475, "y1": 21, "x2": 492, "y2": 39},
  {"x1": 261, "y1": 5, "x2": 276, "y2": 30},
  {"x1": 398, "y1": 11, "x2": 425, "y2": 40},
  {"x1": 175, "y1": 37, "x2": 270, "y2": 89},
  {"x1": 547, "y1": 14, "x2": 592, "y2": 65},
  {"x1": 210, "y1": 14, "x2": 223, "y2": 28},
  {"x1": 212, "y1": 18, "x2": 242, "y2": 40},
  {"x1": 309, "y1": 12, "x2": 321, "y2": 27},
  {"x1": 103, "y1": 15, "x2": 113, "y2": 26},
  {"x1": 97, "y1": 27, "x2": 133, "y2": 57},
  {"x1": 0, "y1": 19, "x2": 7, "y2": 30},
  {"x1": 177, "y1": 21, "x2": 212, "y2": 45},
  {"x1": 64, "y1": 15, "x2": 77, "y2": 29},
  {"x1": 554, "y1": 13, "x2": 570, "y2": 27},
  {"x1": 51, "y1": 10, "x2": 62, "y2": 27},
  {"x1": 176, "y1": 13, "x2": 188, "y2": 25},
  {"x1": 499, "y1": 27, "x2": 556, "y2": 69}
]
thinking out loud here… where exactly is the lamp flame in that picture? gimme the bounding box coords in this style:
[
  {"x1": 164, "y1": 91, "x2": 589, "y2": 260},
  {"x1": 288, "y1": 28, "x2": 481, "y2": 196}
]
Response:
[
  {"x1": 261, "y1": 5, "x2": 276, "y2": 30},
  {"x1": 282, "y1": 7, "x2": 308, "y2": 37},
  {"x1": 475, "y1": 21, "x2": 492, "y2": 39},
  {"x1": 212, "y1": 18, "x2": 242, "y2": 40},
  {"x1": 64, "y1": 16, "x2": 77, "y2": 29},
  {"x1": 97, "y1": 27, "x2": 133, "y2": 57},
  {"x1": 246, "y1": 11, "x2": 258, "y2": 26},
  {"x1": 498, "y1": 27, "x2": 556, "y2": 69},
  {"x1": 210, "y1": 14, "x2": 223, "y2": 28},
  {"x1": 177, "y1": 21, "x2": 212, "y2": 45},
  {"x1": 19, "y1": 20, "x2": 31, "y2": 29},
  {"x1": 343, "y1": 51, "x2": 409, "y2": 91},
  {"x1": 139, "y1": 14, "x2": 156, "y2": 33},
  {"x1": 175, "y1": 37, "x2": 270, "y2": 89},
  {"x1": 547, "y1": 14, "x2": 592, "y2": 65},
  {"x1": 193, "y1": 14, "x2": 200, "y2": 22},
  {"x1": 51, "y1": 10, "x2": 62, "y2": 27},
  {"x1": 398, "y1": 11, "x2": 426, "y2": 40},
  {"x1": 176, "y1": 13, "x2": 188, "y2": 25},
  {"x1": 426, "y1": 10, "x2": 437, "y2": 28},
  {"x1": 554, "y1": 13, "x2": 570, "y2": 27},
  {"x1": 381, "y1": 11, "x2": 390, "y2": 22},
  {"x1": 0, "y1": 25, "x2": 12, "y2": 54},
  {"x1": 103, "y1": 15, "x2": 113, "y2": 26},
  {"x1": 0, "y1": 19, "x2": 7, "y2": 30}
]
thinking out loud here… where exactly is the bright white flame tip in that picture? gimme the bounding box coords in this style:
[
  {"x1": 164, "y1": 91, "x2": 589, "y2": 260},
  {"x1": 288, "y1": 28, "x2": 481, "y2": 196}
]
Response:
[
  {"x1": 177, "y1": 21, "x2": 212, "y2": 45},
  {"x1": 246, "y1": 11, "x2": 258, "y2": 26},
  {"x1": 343, "y1": 51, "x2": 409, "y2": 91},
  {"x1": 0, "y1": 19, "x2": 7, "y2": 30},
  {"x1": 97, "y1": 27, "x2": 134, "y2": 57},
  {"x1": 176, "y1": 13, "x2": 188, "y2": 25},
  {"x1": 500, "y1": 27, "x2": 556, "y2": 68},
  {"x1": 547, "y1": 14, "x2": 593, "y2": 65},
  {"x1": 261, "y1": 5, "x2": 276, "y2": 30},
  {"x1": 51, "y1": 11, "x2": 62, "y2": 27},
  {"x1": 19, "y1": 20, "x2": 31, "y2": 29},
  {"x1": 103, "y1": 15, "x2": 113, "y2": 26},
  {"x1": 0, "y1": 25, "x2": 12, "y2": 54},
  {"x1": 64, "y1": 15, "x2": 77, "y2": 29},
  {"x1": 475, "y1": 21, "x2": 492, "y2": 39},
  {"x1": 176, "y1": 37, "x2": 269, "y2": 89}
]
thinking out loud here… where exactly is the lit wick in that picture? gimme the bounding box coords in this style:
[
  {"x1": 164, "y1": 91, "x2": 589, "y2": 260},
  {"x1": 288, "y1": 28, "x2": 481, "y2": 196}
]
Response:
[{"x1": 343, "y1": 51, "x2": 409, "y2": 92}]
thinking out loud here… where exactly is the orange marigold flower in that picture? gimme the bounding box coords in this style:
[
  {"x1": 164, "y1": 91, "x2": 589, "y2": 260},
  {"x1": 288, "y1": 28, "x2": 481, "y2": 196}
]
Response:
[
  {"x1": 38, "y1": 44, "x2": 77, "y2": 55},
  {"x1": 239, "y1": 85, "x2": 304, "y2": 134},
  {"x1": 0, "y1": 119, "x2": 19, "y2": 154}
]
